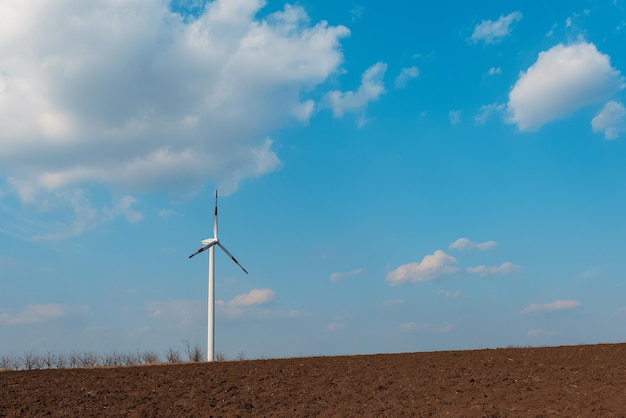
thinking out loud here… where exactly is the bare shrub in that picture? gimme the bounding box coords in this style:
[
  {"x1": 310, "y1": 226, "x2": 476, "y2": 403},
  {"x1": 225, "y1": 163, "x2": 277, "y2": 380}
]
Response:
[
  {"x1": 43, "y1": 351, "x2": 57, "y2": 369},
  {"x1": 141, "y1": 350, "x2": 160, "y2": 364},
  {"x1": 121, "y1": 352, "x2": 140, "y2": 366},
  {"x1": 184, "y1": 339, "x2": 204, "y2": 362},
  {"x1": 54, "y1": 353, "x2": 67, "y2": 369},
  {"x1": 103, "y1": 352, "x2": 122, "y2": 367},
  {"x1": 68, "y1": 351, "x2": 81, "y2": 369},
  {"x1": 165, "y1": 347, "x2": 181, "y2": 363},
  {"x1": 215, "y1": 351, "x2": 227, "y2": 362},
  {"x1": 23, "y1": 351, "x2": 43, "y2": 370},
  {"x1": 236, "y1": 350, "x2": 246, "y2": 361},
  {"x1": 0, "y1": 354, "x2": 18, "y2": 371},
  {"x1": 78, "y1": 351, "x2": 100, "y2": 368}
]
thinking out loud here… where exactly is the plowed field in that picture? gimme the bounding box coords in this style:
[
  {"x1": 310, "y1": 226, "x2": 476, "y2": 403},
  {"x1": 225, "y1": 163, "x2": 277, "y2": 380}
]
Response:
[{"x1": 2, "y1": 343, "x2": 625, "y2": 417}]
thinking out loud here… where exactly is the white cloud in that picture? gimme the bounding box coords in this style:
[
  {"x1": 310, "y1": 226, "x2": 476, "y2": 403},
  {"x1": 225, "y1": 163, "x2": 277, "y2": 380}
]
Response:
[
  {"x1": 507, "y1": 42, "x2": 625, "y2": 131},
  {"x1": 0, "y1": 0, "x2": 350, "y2": 200},
  {"x1": 394, "y1": 66, "x2": 419, "y2": 88},
  {"x1": 329, "y1": 268, "x2": 363, "y2": 282},
  {"x1": 0, "y1": 304, "x2": 88, "y2": 325},
  {"x1": 386, "y1": 250, "x2": 459, "y2": 286},
  {"x1": 592, "y1": 101, "x2": 626, "y2": 139},
  {"x1": 448, "y1": 237, "x2": 497, "y2": 251},
  {"x1": 466, "y1": 261, "x2": 520, "y2": 276},
  {"x1": 521, "y1": 299, "x2": 581, "y2": 314},
  {"x1": 471, "y1": 12, "x2": 522, "y2": 44},
  {"x1": 487, "y1": 67, "x2": 502, "y2": 75},
  {"x1": 475, "y1": 103, "x2": 505, "y2": 125},
  {"x1": 228, "y1": 288, "x2": 275, "y2": 307},
  {"x1": 325, "y1": 62, "x2": 387, "y2": 118},
  {"x1": 326, "y1": 322, "x2": 345, "y2": 331},
  {"x1": 449, "y1": 110, "x2": 461, "y2": 126}
]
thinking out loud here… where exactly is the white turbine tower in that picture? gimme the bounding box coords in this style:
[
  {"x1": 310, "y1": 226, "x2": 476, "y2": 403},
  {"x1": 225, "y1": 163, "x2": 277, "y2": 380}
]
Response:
[{"x1": 188, "y1": 190, "x2": 248, "y2": 361}]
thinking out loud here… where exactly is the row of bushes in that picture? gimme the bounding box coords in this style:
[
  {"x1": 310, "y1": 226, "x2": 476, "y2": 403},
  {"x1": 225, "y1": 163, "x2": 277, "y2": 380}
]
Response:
[{"x1": 0, "y1": 341, "x2": 246, "y2": 371}]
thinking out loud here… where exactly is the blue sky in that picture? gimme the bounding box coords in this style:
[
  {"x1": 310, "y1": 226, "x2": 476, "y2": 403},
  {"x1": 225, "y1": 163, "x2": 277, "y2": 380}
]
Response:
[{"x1": 1, "y1": 0, "x2": 625, "y2": 359}]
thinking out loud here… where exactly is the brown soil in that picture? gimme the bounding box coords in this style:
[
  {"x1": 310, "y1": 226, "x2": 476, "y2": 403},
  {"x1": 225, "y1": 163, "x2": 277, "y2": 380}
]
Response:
[{"x1": 1, "y1": 343, "x2": 625, "y2": 417}]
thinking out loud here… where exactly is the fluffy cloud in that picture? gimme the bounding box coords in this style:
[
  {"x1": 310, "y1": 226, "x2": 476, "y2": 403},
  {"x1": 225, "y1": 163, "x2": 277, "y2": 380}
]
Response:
[
  {"x1": 507, "y1": 42, "x2": 624, "y2": 131},
  {"x1": 394, "y1": 66, "x2": 419, "y2": 88},
  {"x1": 438, "y1": 290, "x2": 463, "y2": 299},
  {"x1": 466, "y1": 261, "x2": 520, "y2": 276},
  {"x1": 227, "y1": 288, "x2": 275, "y2": 307},
  {"x1": 487, "y1": 67, "x2": 502, "y2": 75},
  {"x1": 471, "y1": 12, "x2": 522, "y2": 44},
  {"x1": 448, "y1": 238, "x2": 497, "y2": 251},
  {"x1": 0, "y1": 304, "x2": 88, "y2": 325},
  {"x1": 521, "y1": 300, "x2": 581, "y2": 314},
  {"x1": 325, "y1": 62, "x2": 387, "y2": 118},
  {"x1": 592, "y1": 101, "x2": 626, "y2": 139},
  {"x1": 386, "y1": 250, "x2": 459, "y2": 285},
  {"x1": 329, "y1": 268, "x2": 363, "y2": 282},
  {"x1": 0, "y1": 0, "x2": 350, "y2": 200}
]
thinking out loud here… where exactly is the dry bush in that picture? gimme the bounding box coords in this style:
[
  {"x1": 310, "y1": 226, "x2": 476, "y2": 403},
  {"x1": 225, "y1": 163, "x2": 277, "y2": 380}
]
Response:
[
  {"x1": 22, "y1": 351, "x2": 43, "y2": 370},
  {"x1": 0, "y1": 354, "x2": 19, "y2": 371},
  {"x1": 165, "y1": 347, "x2": 182, "y2": 363},
  {"x1": 103, "y1": 352, "x2": 123, "y2": 367},
  {"x1": 236, "y1": 350, "x2": 246, "y2": 361},
  {"x1": 141, "y1": 350, "x2": 160, "y2": 364},
  {"x1": 215, "y1": 351, "x2": 227, "y2": 362},
  {"x1": 184, "y1": 340, "x2": 204, "y2": 362},
  {"x1": 79, "y1": 351, "x2": 100, "y2": 368}
]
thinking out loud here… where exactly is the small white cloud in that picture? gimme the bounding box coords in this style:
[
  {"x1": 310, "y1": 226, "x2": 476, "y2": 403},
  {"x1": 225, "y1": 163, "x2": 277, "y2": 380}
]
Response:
[
  {"x1": 471, "y1": 12, "x2": 523, "y2": 44},
  {"x1": 521, "y1": 300, "x2": 581, "y2": 314},
  {"x1": 326, "y1": 322, "x2": 345, "y2": 331},
  {"x1": 487, "y1": 67, "x2": 502, "y2": 75},
  {"x1": 592, "y1": 101, "x2": 626, "y2": 139},
  {"x1": 394, "y1": 66, "x2": 419, "y2": 88},
  {"x1": 448, "y1": 237, "x2": 497, "y2": 251},
  {"x1": 386, "y1": 250, "x2": 459, "y2": 286},
  {"x1": 466, "y1": 261, "x2": 520, "y2": 276},
  {"x1": 329, "y1": 268, "x2": 363, "y2": 282},
  {"x1": 325, "y1": 62, "x2": 387, "y2": 118},
  {"x1": 449, "y1": 110, "x2": 461, "y2": 126},
  {"x1": 507, "y1": 42, "x2": 625, "y2": 131},
  {"x1": 438, "y1": 290, "x2": 463, "y2": 299},
  {"x1": 350, "y1": 6, "x2": 364, "y2": 22},
  {"x1": 475, "y1": 103, "x2": 505, "y2": 125},
  {"x1": 0, "y1": 304, "x2": 88, "y2": 325},
  {"x1": 228, "y1": 288, "x2": 275, "y2": 307}
]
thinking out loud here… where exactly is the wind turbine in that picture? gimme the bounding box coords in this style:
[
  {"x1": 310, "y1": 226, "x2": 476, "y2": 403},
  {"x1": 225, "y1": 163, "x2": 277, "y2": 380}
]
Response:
[{"x1": 188, "y1": 190, "x2": 248, "y2": 362}]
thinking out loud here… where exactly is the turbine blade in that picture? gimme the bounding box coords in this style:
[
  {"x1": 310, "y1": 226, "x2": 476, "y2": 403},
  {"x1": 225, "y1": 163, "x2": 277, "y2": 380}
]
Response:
[
  {"x1": 213, "y1": 189, "x2": 218, "y2": 238},
  {"x1": 217, "y1": 242, "x2": 248, "y2": 274},
  {"x1": 188, "y1": 240, "x2": 217, "y2": 259}
]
